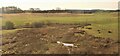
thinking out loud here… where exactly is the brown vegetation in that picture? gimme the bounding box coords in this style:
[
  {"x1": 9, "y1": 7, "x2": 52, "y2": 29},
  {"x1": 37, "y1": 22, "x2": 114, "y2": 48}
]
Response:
[{"x1": 2, "y1": 24, "x2": 118, "y2": 54}]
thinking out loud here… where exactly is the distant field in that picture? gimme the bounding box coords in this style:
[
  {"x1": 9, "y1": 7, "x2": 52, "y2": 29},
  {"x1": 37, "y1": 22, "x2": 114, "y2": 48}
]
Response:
[{"x1": 1, "y1": 12, "x2": 118, "y2": 40}]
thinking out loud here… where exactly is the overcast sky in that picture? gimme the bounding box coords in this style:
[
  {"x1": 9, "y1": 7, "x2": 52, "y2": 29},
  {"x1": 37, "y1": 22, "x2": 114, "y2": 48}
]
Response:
[{"x1": 0, "y1": 0, "x2": 120, "y2": 10}]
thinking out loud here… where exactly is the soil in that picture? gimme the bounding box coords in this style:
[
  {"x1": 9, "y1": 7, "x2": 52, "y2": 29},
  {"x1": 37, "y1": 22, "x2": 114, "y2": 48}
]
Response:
[{"x1": 1, "y1": 24, "x2": 118, "y2": 54}]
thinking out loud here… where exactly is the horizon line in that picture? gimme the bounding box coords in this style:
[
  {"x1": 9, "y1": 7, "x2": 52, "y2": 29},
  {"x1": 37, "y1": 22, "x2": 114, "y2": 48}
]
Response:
[{"x1": 1, "y1": 6, "x2": 118, "y2": 10}]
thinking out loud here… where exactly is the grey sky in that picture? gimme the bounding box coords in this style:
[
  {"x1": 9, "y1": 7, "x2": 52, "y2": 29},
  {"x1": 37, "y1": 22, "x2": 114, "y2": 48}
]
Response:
[{"x1": 0, "y1": 0, "x2": 119, "y2": 10}]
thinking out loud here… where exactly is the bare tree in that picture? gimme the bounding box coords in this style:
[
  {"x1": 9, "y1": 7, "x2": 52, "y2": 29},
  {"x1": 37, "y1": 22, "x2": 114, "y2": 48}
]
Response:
[{"x1": 56, "y1": 7, "x2": 61, "y2": 10}]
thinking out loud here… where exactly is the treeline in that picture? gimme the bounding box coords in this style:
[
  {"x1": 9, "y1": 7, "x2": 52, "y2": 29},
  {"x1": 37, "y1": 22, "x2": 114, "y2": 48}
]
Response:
[
  {"x1": 1, "y1": 6, "x2": 118, "y2": 14},
  {"x1": 2, "y1": 6, "x2": 24, "y2": 13},
  {"x1": 25, "y1": 10, "x2": 68, "y2": 13}
]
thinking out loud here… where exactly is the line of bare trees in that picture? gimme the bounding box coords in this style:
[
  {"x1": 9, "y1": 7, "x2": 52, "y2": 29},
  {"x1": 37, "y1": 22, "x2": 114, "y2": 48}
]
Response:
[{"x1": 1, "y1": 6, "x2": 118, "y2": 14}]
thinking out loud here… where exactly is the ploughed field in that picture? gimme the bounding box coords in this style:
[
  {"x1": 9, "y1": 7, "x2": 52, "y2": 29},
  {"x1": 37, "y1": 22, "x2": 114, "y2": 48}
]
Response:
[{"x1": 2, "y1": 24, "x2": 118, "y2": 54}]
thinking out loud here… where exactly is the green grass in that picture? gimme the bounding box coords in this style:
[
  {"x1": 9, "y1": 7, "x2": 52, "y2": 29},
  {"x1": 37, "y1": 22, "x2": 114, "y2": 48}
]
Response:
[
  {"x1": 84, "y1": 23, "x2": 118, "y2": 40},
  {"x1": 1, "y1": 12, "x2": 118, "y2": 40},
  {"x1": 1, "y1": 28, "x2": 29, "y2": 35},
  {"x1": 2, "y1": 13, "x2": 117, "y2": 26}
]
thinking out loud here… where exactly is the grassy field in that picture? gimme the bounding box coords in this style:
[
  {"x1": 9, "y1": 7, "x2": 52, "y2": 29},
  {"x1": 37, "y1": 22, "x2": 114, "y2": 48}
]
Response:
[{"x1": 1, "y1": 12, "x2": 118, "y2": 40}]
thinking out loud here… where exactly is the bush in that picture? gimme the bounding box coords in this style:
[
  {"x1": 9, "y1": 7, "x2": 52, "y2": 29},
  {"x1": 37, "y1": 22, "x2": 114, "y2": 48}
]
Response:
[
  {"x1": 31, "y1": 22, "x2": 43, "y2": 28},
  {"x1": 23, "y1": 22, "x2": 31, "y2": 28},
  {"x1": 4, "y1": 21, "x2": 14, "y2": 30},
  {"x1": 44, "y1": 20, "x2": 53, "y2": 26},
  {"x1": 2, "y1": 26, "x2": 6, "y2": 30}
]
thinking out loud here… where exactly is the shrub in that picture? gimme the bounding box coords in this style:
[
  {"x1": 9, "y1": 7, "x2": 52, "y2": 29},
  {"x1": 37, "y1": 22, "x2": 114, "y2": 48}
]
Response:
[
  {"x1": 44, "y1": 20, "x2": 53, "y2": 26},
  {"x1": 31, "y1": 22, "x2": 43, "y2": 28},
  {"x1": 4, "y1": 21, "x2": 14, "y2": 30},
  {"x1": 23, "y1": 22, "x2": 31, "y2": 28},
  {"x1": 2, "y1": 26, "x2": 6, "y2": 30}
]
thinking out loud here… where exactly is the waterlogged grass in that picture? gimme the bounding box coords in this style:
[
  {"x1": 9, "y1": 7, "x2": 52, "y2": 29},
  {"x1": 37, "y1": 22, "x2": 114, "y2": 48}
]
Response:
[{"x1": 1, "y1": 12, "x2": 118, "y2": 40}]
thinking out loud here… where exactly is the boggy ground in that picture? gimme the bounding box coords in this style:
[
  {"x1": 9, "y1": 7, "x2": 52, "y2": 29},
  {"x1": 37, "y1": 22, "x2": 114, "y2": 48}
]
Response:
[{"x1": 2, "y1": 24, "x2": 118, "y2": 54}]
